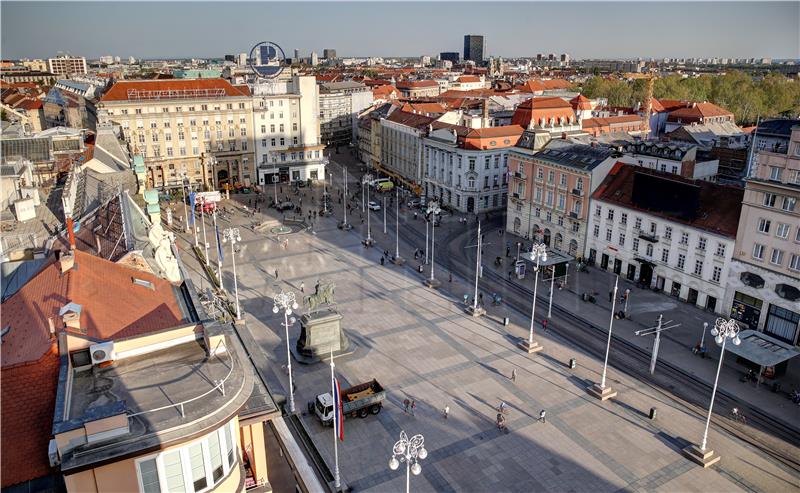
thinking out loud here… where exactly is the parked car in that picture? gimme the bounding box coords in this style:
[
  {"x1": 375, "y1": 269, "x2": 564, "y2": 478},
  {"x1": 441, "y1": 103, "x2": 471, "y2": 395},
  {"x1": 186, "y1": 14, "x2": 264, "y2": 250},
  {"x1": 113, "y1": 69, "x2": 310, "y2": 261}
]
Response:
[{"x1": 368, "y1": 201, "x2": 381, "y2": 211}]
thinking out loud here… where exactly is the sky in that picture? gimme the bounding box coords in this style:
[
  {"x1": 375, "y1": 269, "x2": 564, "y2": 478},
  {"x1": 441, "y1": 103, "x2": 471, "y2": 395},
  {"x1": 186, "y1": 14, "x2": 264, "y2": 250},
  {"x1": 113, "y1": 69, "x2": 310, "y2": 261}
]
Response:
[{"x1": 2, "y1": 1, "x2": 798, "y2": 61}]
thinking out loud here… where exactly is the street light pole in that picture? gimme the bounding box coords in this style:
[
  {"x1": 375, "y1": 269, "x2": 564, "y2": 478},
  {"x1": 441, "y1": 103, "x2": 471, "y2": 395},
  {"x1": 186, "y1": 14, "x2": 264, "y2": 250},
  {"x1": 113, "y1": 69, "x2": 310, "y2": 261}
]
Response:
[
  {"x1": 201, "y1": 198, "x2": 209, "y2": 266},
  {"x1": 389, "y1": 431, "x2": 428, "y2": 493},
  {"x1": 393, "y1": 187, "x2": 404, "y2": 264},
  {"x1": 519, "y1": 243, "x2": 546, "y2": 353},
  {"x1": 467, "y1": 222, "x2": 486, "y2": 316},
  {"x1": 425, "y1": 202, "x2": 441, "y2": 287},
  {"x1": 683, "y1": 318, "x2": 741, "y2": 467},
  {"x1": 273, "y1": 290, "x2": 299, "y2": 414},
  {"x1": 588, "y1": 275, "x2": 619, "y2": 400},
  {"x1": 548, "y1": 265, "x2": 554, "y2": 319},
  {"x1": 212, "y1": 205, "x2": 222, "y2": 284},
  {"x1": 222, "y1": 228, "x2": 242, "y2": 320},
  {"x1": 383, "y1": 196, "x2": 387, "y2": 234},
  {"x1": 181, "y1": 173, "x2": 189, "y2": 233},
  {"x1": 424, "y1": 220, "x2": 429, "y2": 264}
]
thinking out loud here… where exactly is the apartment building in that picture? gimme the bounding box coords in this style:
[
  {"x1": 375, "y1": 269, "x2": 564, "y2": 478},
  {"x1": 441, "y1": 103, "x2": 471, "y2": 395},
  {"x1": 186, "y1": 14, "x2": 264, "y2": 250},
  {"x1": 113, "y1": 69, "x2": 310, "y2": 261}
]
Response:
[
  {"x1": 424, "y1": 124, "x2": 522, "y2": 213},
  {"x1": 97, "y1": 79, "x2": 255, "y2": 190},
  {"x1": 356, "y1": 103, "x2": 393, "y2": 169},
  {"x1": 252, "y1": 75, "x2": 326, "y2": 186},
  {"x1": 381, "y1": 110, "x2": 435, "y2": 191},
  {"x1": 723, "y1": 125, "x2": 800, "y2": 344},
  {"x1": 507, "y1": 139, "x2": 618, "y2": 256},
  {"x1": 617, "y1": 141, "x2": 719, "y2": 181},
  {"x1": 47, "y1": 56, "x2": 88, "y2": 76},
  {"x1": 318, "y1": 81, "x2": 373, "y2": 147},
  {"x1": 586, "y1": 164, "x2": 743, "y2": 314},
  {"x1": 395, "y1": 80, "x2": 440, "y2": 98}
]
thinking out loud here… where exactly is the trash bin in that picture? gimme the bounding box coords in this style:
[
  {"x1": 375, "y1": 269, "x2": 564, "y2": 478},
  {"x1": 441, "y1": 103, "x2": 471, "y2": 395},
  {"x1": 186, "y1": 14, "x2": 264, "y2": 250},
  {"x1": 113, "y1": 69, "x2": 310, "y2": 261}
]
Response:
[
  {"x1": 649, "y1": 407, "x2": 657, "y2": 420},
  {"x1": 569, "y1": 358, "x2": 576, "y2": 369},
  {"x1": 503, "y1": 317, "x2": 510, "y2": 326}
]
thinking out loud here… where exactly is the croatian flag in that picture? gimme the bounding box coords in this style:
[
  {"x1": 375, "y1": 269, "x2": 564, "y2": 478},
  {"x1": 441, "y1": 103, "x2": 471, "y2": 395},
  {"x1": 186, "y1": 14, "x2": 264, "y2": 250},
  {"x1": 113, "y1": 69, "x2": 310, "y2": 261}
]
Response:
[
  {"x1": 189, "y1": 191, "x2": 196, "y2": 226},
  {"x1": 333, "y1": 379, "x2": 344, "y2": 441}
]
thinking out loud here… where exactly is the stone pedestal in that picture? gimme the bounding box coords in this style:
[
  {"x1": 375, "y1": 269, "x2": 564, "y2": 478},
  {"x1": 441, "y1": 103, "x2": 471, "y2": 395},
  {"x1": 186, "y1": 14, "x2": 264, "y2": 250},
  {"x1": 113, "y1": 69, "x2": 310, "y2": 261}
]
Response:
[
  {"x1": 391, "y1": 256, "x2": 405, "y2": 266},
  {"x1": 518, "y1": 339, "x2": 543, "y2": 354},
  {"x1": 466, "y1": 305, "x2": 486, "y2": 317},
  {"x1": 291, "y1": 309, "x2": 354, "y2": 364},
  {"x1": 425, "y1": 278, "x2": 441, "y2": 289},
  {"x1": 586, "y1": 383, "x2": 617, "y2": 401},
  {"x1": 682, "y1": 444, "x2": 721, "y2": 468}
]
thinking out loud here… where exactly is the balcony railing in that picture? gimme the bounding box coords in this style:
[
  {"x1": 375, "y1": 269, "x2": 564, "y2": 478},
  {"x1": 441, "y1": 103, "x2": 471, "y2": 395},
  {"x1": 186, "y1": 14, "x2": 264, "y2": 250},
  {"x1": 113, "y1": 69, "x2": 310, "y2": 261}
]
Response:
[
  {"x1": 571, "y1": 188, "x2": 583, "y2": 197},
  {"x1": 569, "y1": 211, "x2": 579, "y2": 219},
  {"x1": 514, "y1": 171, "x2": 527, "y2": 180},
  {"x1": 636, "y1": 229, "x2": 659, "y2": 243}
]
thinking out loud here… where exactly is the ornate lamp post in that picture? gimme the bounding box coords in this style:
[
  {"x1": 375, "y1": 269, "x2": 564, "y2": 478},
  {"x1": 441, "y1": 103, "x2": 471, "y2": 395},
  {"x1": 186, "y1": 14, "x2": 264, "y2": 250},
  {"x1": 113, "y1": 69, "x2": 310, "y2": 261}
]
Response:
[
  {"x1": 424, "y1": 202, "x2": 441, "y2": 288},
  {"x1": 181, "y1": 172, "x2": 189, "y2": 233},
  {"x1": 392, "y1": 187, "x2": 405, "y2": 265},
  {"x1": 683, "y1": 318, "x2": 741, "y2": 467},
  {"x1": 273, "y1": 290, "x2": 299, "y2": 414},
  {"x1": 519, "y1": 243, "x2": 547, "y2": 353},
  {"x1": 222, "y1": 228, "x2": 242, "y2": 320},
  {"x1": 363, "y1": 174, "x2": 374, "y2": 246},
  {"x1": 588, "y1": 275, "x2": 620, "y2": 401},
  {"x1": 388, "y1": 431, "x2": 428, "y2": 493}
]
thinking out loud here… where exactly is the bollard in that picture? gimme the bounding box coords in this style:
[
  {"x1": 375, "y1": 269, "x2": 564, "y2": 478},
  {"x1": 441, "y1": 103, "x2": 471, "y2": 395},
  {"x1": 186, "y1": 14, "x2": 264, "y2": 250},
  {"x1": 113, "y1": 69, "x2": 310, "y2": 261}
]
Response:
[
  {"x1": 503, "y1": 317, "x2": 510, "y2": 326},
  {"x1": 568, "y1": 358, "x2": 576, "y2": 369},
  {"x1": 649, "y1": 407, "x2": 657, "y2": 420}
]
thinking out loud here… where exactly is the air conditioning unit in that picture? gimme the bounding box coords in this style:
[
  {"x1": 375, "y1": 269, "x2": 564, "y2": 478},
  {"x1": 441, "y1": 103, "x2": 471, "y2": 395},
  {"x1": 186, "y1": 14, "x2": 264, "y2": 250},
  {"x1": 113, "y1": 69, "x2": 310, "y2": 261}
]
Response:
[{"x1": 90, "y1": 342, "x2": 116, "y2": 365}]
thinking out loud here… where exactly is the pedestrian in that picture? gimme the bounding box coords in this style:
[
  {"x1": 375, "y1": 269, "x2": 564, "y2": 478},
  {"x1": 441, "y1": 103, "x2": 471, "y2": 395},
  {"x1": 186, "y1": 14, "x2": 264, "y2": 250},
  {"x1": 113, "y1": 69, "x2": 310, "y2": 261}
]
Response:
[
  {"x1": 410, "y1": 400, "x2": 416, "y2": 416},
  {"x1": 506, "y1": 247, "x2": 510, "y2": 257},
  {"x1": 275, "y1": 269, "x2": 279, "y2": 279},
  {"x1": 315, "y1": 279, "x2": 320, "y2": 295},
  {"x1": 449, "y1": 272, "x2": 453, "y2": 283},
  {"x1": 478, "y1": 292, "x2": 484, "y2": 307},
  {"x1": 538, "y1": 410, "x2": 546, "y2": 423},
  {"x1": 418, "y1": 264, "x2": 423, "y2": 273},
  {"x1": 300, "y1": 281, "x2": 305, "y2": 293},
  {"x1": 609, "y1": 290, "x2": 613, "y2": 303},
  {"x1": 511, "y1": 368, "x2": 516, "y2": 382},
  {"x1": 499, "y1": 401, "x2": 507, "y2": 413},
  {"x1": 443, "y1": 405, "x2": 450, "y2": 419},
  {"x1": 542, "y1": 318, "x2": 548, "y2": 333},
  {"x1": 403, "y1": 398, "x2": 410, "y2": 413},
  {"x1": 380, "y1": 256, "x2": 385, "y2": 266}
]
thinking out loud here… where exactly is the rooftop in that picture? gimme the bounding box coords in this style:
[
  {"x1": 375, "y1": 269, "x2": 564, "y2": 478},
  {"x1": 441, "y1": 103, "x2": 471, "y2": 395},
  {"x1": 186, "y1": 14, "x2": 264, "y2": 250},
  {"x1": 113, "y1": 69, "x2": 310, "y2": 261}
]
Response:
[
  {"x1": 534, "y1": 142, "x2": 618, "y2": 170},
  {"x1": 99, "y1": 78, "x2": 250, "y2": 102}
]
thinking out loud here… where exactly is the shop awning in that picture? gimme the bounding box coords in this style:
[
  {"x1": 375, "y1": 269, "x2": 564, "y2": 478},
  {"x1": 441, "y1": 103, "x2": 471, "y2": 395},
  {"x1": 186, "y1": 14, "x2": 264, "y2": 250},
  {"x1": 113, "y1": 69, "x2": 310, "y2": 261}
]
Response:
[
  {"x1": 520, "y1": 248, "x2": 574, "y2": 267},
  {"x1": 724, "y1": 330, "x2": 800, "y2": 367}
]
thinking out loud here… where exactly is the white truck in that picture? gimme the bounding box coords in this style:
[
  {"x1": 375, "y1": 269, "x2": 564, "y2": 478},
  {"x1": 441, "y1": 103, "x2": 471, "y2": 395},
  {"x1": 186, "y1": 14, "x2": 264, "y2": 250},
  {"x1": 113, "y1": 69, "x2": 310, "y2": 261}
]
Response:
[{"x1": 309, "y1": 379, "x2": 386, "y2": 425}]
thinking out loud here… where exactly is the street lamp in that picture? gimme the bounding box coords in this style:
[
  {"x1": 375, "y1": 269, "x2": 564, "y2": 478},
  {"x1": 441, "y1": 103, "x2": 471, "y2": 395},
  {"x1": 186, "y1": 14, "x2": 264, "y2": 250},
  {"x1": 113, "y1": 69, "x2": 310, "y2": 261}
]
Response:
[
  {"x1": 363, "y1": 174, "x2": 374, "y2": 246},
  {"x1": 392, "y1": 187, "x2": 405, "y2": 265},
  {"x1": 200, "y1": 198, "x2": 209, "y2": 267},
  {"x1": 425, "y1": 202, "x2": 441, "y2": 288},
  {"x1": 683, "y1": 318, "x2": 741, "y2": 467},
  {"x1": 273, "y1": 290, "x2": 299, "y2": 414},
  {"x1": 588, "y1": 275, "x2": 619, "y2": 401},
  {"x1": 388, "y1": 431, "x2": 427, "y2": 493},
  {"x1": 519, "y1": 243, "x2": 547, "y2": 353},
  {"x1": 181, "y1": 173, "x2": 189, "y2": 233},
  {"x1": 222, "y1": 228, "x2": 242, "y2": 320}
]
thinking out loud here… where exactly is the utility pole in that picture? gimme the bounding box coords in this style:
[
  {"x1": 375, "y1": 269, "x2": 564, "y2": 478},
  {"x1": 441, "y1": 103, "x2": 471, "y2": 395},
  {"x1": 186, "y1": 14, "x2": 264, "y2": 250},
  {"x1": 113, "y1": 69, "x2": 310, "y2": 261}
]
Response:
[{"x1": 635, "y1": 314, "x2": 680, "y2": 375}]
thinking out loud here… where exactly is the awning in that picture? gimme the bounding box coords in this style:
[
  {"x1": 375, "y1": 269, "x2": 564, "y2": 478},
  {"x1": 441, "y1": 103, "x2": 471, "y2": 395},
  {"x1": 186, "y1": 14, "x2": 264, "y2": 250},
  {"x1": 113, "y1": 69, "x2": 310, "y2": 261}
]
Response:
[
  {"x1": 520, "y1": 248, "x2": 574, "y2": 267},
  {"x1": 724, "y1": 330, "x2": 800, "y2": 367},
  {"x1": 634, "y1": 257, "x2": 656, "y2": 266}
]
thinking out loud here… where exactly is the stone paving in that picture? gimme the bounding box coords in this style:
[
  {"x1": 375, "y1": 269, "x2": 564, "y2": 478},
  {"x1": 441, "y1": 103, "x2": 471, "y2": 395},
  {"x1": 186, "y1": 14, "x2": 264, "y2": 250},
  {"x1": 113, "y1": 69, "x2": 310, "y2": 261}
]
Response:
[{"x1": 174, "y1": 186, "x2": 799, "y2": 492}]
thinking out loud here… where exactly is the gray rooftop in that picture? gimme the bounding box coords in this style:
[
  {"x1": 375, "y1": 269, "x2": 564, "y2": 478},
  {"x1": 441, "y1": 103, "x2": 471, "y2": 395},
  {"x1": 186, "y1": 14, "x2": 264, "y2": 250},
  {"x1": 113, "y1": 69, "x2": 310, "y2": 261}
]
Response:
[{"x1": 534, "y1": 142, "x2": 618, "y2": 170}]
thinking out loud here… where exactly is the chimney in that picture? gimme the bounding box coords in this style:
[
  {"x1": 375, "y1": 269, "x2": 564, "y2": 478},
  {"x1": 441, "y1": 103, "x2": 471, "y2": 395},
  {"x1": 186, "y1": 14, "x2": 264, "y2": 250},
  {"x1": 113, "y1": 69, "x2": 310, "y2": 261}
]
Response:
[
  {"x1": 59, "y1": 250, "x2": 75, "y2": 274},
  {"x1": 482, "y1": 99, "x2": 489, "y2": 127}
]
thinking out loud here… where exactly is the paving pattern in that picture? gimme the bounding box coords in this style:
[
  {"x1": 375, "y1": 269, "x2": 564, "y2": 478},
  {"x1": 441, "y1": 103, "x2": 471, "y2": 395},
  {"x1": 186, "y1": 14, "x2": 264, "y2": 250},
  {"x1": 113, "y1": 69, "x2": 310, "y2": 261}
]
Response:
[{"x1": 178, "y1": 192, "x2": 799, "y2": 493}]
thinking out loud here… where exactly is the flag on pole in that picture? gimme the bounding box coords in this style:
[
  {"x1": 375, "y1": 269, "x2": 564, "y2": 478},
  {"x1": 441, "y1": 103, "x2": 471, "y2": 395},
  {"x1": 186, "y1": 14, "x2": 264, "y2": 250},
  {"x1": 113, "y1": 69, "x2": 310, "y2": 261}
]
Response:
[
  {"x1": 215, "y1": 225, "x2": 224, "y2": 261},
  {"x1": 332, "y1": 379, "x2": 344, "y2": 441},
  {"x1": 189, "y1": 191, "x2": 196, "y2": 226}
]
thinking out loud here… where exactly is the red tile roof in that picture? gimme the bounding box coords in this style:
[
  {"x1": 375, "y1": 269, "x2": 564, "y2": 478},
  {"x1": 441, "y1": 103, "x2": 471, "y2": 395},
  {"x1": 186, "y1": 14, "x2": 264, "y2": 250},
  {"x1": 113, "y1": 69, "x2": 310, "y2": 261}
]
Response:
[
  {"x1": 582, "y1": 115, "x2": 643, "y2": 128},
  {"x1": 373, "y1": 85, "x2": 399, "y2": 99},
  {"x1": 396, "y1": 80, "x2": 439, "y2": 89},
  {"x1": 99, "y1": 78, "x2": 249, "y2": 102},
  {"x1": 570, "y1": 94, "x2": 592, "y2": 110},
  {"x1": 667, "y1": 102, "x2": 734, "y2": 122},
  {"x1": 400, "y1": 102, "x2": 447, "y2": 115},
  {"x1": 456, "y1": 75, "x2": 481, "y2": 83},
  {"x1": 466, "y1": 125, "x2": 525, "y2": 139},
  {"x1": 511, "y1": 97, "x2": 575, "y2": 127}
]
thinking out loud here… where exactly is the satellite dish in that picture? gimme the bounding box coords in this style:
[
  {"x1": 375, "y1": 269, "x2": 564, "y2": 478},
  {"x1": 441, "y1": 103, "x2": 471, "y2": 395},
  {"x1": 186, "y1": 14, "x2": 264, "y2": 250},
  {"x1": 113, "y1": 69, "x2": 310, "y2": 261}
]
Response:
[{"x1": 249, "y1": 41, "x2": 286, "y2": 79}]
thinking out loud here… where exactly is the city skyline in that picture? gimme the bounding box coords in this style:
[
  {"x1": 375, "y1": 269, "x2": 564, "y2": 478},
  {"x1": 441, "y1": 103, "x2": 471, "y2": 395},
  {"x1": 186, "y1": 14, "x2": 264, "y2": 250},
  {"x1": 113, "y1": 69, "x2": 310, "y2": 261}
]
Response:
[{"x1": 1, "y1": 1, "x2": 798, "y2": 60}]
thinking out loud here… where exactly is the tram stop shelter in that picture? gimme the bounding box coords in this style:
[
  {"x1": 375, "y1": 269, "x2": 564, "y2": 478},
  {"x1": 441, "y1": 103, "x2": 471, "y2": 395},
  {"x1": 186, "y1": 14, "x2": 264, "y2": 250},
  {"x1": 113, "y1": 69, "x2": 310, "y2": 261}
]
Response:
[{"x1": 724, "y1": 329, "x2": 800, "y2": 384}]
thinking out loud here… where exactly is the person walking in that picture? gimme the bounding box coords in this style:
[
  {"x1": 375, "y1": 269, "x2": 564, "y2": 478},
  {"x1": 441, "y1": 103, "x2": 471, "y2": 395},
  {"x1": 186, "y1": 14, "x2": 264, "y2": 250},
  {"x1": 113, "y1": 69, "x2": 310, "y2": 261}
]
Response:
[
  {"x1": 403, "y1": 398, "x2": 410, "y2": 414},
  {"x1": 538, "y1": 410, "x2": 546, "y2": 423},
  {"x1": 275, "y1": 268, "x2": 279, "y2": 279},
  {"x1": 410, "y1": 400, "x2": 416, "y2": 416},
  {"x1": 511, "y1": 368, "x2": 517, "y2": 382},
  {"x1": 443, "y1": 405, "x2": 450, "y2": 419},
  {"x1": 380, "y1": 256, "x2": 385, "y2": 266},
  {"x1": 542, "y1": 318, "x2": 548, "y2": 333},
  {"x1": 300, "y1": 281, "x2": 305, "y2": 293},
  {"x1": 498, "y1": 401, "x2": 508, "y2": 413},
  {"x1": 315, "y1": 279, "x2": 320, "y2": 295}
]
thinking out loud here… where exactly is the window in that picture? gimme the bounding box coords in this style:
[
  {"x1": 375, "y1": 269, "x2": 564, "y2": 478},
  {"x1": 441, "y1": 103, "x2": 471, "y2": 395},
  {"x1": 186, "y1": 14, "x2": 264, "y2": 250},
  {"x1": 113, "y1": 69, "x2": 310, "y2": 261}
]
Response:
[
  {"x1": 633, "y1": 238, "x2": 639, "y2": 252},
  {"x1": 594, "y1": 224, "x2": 600, "y2": 237},
  {"x1": 163, "y1": 451, "x2": 185, "y2": 492},
  {"x1": 152, "y1": 133, "x2": 159, "y2": 143},
  {"x1": 776, "y1": 223, "x2": 790, "y2": 238},
  {"x1": 546, "y1": 191, "x2": 553, "y2": 206},
  {"x1": 595, "y1": 205, "x2": 601, "y2": 217},
  {"x1": 782, "y1": 196, "x2": 797, "y2": 212},
  {"x1": 789, "y1": 254, "x2": 800, "y2": 271},
  {"x1": 546, "y1": 211, "x2": 552, "y2": 222},
  {"x1": 769, "y1": 166, "x2": 783, "y2": 181},
  {"x1": 240, "y1": 128, "x2": 247, "y2": 137},
  {"x1": 607, "y1": 209, "x2": 614, "y2": 221},
  {"x1": 763, "y1": 193, "x2": 776, "y2": 207},
  {"x1": 558, "y1": 194, "x2": 566, "y2": 210},
  {"x1": 620, "y1": 213, "x2": 627, "y2": 225},
  {"x1": 560, "y1": 173, "x2": 567, "y2": 186},
  {"x1": 661, "y1": 249, "x2": 669, "y2": 263},
  {"x1": 752, "y1": 243, "x2": 765, "y2": 260},
  {"x1": 715, "y1": 243, "x2": 726, "y2": 257},
  {"x1": 694, "y1": 259, "x2": 703, "y2": 276},
  {"x1": 757, "y1": 218, "x2": 771, "y2": 234},
  {"x1": 537, "y1": 167, "x2": 544, "y2": 179},
  {"x1": 646, "y1": 243, "x2": 653, "y2": 257},
  {"x1": 677, "y1": 254, "x2": 686, "y2": 270},
  {"x1": 606, "y1": 229, "x2": 612, "y2": 241},
  {"x1": 150, "y1": 121, "x2": 157, "y2": 128},
  {"x1": 548, "y1": 170, "x2": 555, "y2": 183},
  {"x1": 576, "y1": 177, "x2": 584, "y2": 190},
  {"x1": 167, "y1": 147, "x2": 173, "y2": 157},
  {"x1": 664, "y1": 226, "x2": 672, "y2": 240},
  {"x1": 279, "y1": 124, "x2": 284, "y2": 132},
  {"x1": 293, "y1": 123, "x2": 298, "y2": 131},
  {"x1": 697, "y1": 237, "x2": 706, "y2": 251},
  {"x1": 270, "y1": 124, "x2": 275, "y2": 133},
  {"x1": 770, "y1": 249, "x2": 784, "y2": 266},
  {"x1": 139, "y1": 458, "x2": 160, "y2": 493},
  {"x1": 634, "y1": 217, "x2": 642, "y2": 230},
  {"x1": 680, "y1": 232, "x2": 689, "y2": 245},
  {"x1": 618, "y1": 232, "x2": 625, "y2": 246},
  {"x1": 712, "y1": 266, "x2": 722, "y2": 283}
]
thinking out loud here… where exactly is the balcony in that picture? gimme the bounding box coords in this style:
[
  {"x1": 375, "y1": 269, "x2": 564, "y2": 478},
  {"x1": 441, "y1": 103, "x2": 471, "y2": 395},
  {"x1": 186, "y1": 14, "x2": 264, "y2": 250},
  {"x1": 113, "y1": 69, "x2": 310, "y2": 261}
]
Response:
[
  {"x1": 514, "y1": 171, "x2": 527, "y2": 180},
  {"x1": 635, "y1": 228, "x2": 659, "y2": 243},
  {"x1": 534, "y1": 176, "x2": 544, "y2": 184},
  {"x1": 571, "y1": 188, "x2": 583, "y2": 197},
  {"x1": 569, "y1": 211, "x2": 579, "y2": 219}
]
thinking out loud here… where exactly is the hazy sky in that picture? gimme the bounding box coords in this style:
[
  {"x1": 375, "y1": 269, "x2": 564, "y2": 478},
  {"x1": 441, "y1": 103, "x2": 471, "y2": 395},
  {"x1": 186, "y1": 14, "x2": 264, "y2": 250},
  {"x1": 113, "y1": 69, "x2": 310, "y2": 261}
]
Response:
[{"x1": 2, "y1": 1, "x2": 798, "y2": 60}]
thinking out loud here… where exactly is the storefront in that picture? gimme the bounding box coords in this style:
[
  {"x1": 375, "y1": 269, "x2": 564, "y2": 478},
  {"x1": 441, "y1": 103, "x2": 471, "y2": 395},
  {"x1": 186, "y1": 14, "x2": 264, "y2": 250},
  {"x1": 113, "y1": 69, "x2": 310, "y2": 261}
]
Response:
[
  {"x1": 764, "y1": 304, "x2": 800, "y2": 345},
  {"x1": 730, "y1": 291, "x2": 763, "y2": 330}
]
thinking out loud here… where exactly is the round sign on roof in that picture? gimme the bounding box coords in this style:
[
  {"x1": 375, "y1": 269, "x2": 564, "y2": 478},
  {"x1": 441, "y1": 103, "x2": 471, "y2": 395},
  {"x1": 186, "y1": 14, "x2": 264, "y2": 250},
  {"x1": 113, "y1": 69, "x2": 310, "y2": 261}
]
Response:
[{"x1": 249, "y1": 41, "x2": 286, "y2": 79}]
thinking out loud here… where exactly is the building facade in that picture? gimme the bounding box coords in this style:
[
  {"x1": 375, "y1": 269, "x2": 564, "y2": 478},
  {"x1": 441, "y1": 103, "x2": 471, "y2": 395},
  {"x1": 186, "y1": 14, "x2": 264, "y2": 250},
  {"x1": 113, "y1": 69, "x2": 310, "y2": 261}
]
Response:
[
  {"x1": 318, "y1": 81, "x2": 373, "y2": 147},
  {"x1": 380, "y1": 110, "x2": 434, "y2": 191},
  {"x1": 507, "y1": 139, "x2": 618, "y2": 256},
  {"x1": 395, "y1": 80, "x2": 440, "y2": 99},
  {"x1": 586, "y1": 164, "x2": 743, "y2": 315},
  {"x1": 617, "y1": 141, "x2": 719, "y2": 181},
  {"x1": 47, "y1": 56, "x2": 88, "y2": 76},
  {"x1": 424, "y1": 124, "x2": 521, "y2": 213},
  {"x1": 97, "y1": 79, "x2": 255, "y2": 190},
  {"x1": 440, "y1": 52, "x2": 460, "y2": 64},
  {"x1": 463, "y1": 35, "x2": 485, "y2": 64},
  {"x1": 723, "y1": 126, "x2": 800, "y2": 344},
  {"x1": 252, "y1": 75, "x2": 326, "y2": 187}
]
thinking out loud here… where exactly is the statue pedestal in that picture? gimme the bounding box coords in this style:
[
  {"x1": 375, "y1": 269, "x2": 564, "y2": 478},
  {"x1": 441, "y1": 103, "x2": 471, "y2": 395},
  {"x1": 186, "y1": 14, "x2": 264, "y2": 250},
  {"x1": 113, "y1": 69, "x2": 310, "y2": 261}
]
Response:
[{"x1": 291, "y1": 309, "x2": 354, "y2": 364}]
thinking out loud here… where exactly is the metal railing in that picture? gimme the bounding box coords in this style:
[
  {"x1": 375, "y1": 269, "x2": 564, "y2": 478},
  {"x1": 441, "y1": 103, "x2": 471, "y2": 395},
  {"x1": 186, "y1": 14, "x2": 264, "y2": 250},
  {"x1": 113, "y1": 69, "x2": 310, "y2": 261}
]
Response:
[{"x1": 127, "y1": 340, "x2": 234, "y2": 419}]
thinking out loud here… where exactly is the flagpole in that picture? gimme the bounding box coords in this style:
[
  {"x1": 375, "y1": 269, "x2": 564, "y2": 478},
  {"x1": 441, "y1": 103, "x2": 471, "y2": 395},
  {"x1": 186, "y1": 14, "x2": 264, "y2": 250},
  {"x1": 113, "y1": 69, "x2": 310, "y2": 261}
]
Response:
[{"x1": 330, "y1": 347, "x2": 341, "y2": 490}]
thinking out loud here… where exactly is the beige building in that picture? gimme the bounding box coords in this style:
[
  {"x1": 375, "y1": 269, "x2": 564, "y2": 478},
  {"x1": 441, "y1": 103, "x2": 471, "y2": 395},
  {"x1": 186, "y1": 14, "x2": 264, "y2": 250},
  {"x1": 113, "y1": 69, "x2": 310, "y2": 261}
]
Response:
[
  {"x1": 395, "y1": 80, "x2": 440, "y2": 98},
  {"x1": 47, "y1": 56, "x2": 88, "y2": 76},
  {"x1": 97, "y1": 79, "x2": 255, "y2": 190},
  {"x1": 723, "y1": 125, "x2": 800, "y2": 344}
]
